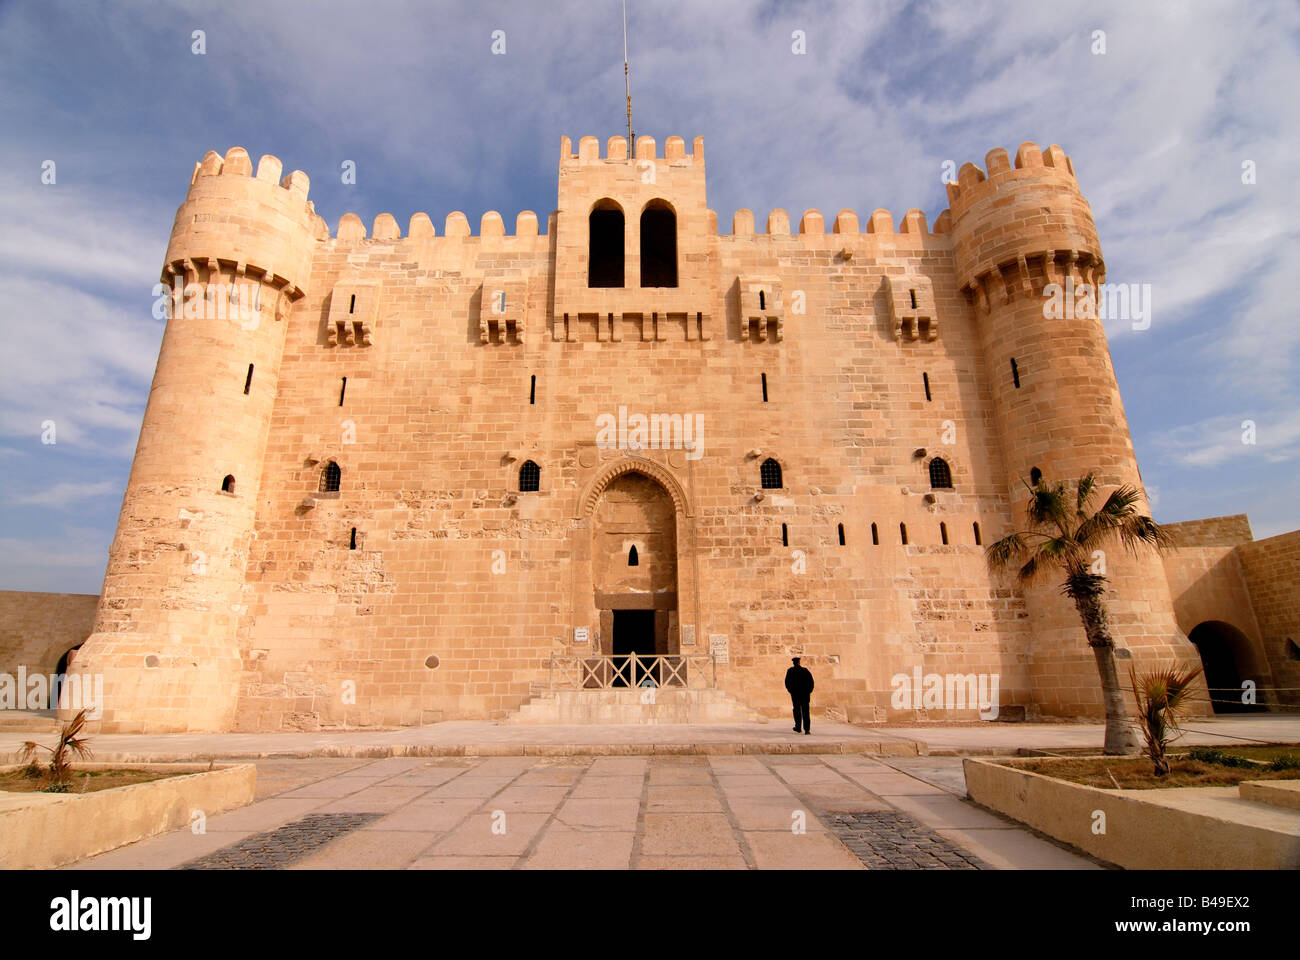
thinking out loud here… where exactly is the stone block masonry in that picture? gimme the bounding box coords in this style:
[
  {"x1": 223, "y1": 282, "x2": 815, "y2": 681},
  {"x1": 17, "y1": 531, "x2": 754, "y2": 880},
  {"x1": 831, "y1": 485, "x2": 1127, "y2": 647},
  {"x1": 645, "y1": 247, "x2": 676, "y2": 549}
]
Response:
[{"x1": 46, "y1": 136, "x2": 1298, "y2": 733}]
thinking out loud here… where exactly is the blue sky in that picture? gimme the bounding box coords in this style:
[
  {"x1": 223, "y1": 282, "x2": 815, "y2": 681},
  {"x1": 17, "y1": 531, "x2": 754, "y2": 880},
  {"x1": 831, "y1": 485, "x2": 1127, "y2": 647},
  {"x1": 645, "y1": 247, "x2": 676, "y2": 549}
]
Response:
[{"x1": 1, "y1": 0, "x2": 1298, "y2": 593}]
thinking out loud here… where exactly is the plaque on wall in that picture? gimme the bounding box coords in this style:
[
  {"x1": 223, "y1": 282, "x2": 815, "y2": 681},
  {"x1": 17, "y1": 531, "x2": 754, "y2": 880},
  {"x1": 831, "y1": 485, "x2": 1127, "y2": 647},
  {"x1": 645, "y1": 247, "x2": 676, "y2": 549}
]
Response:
[
  {"x1": 709, "y1": 634, "x2": 729, "y2": 663},
  {"x1": 681, "y1": 625, "x2": 696, "y2": 646},
  {"x1": 573, "y1": 627, "x2": 589, "y2": 644}
]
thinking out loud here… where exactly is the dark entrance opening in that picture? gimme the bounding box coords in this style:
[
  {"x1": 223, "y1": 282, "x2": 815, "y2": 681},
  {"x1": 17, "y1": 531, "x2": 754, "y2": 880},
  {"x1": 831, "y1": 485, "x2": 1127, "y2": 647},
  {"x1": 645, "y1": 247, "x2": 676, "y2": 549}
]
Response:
[
  {"x1": 588, "y1": 203, "x2": 625, "y2": 288},
  {"x1": 51, "y1": 644, "x2": 82, "y2": 709},
  {"x1": 640, "y1": 203, "x2": 677, "y2": 287},
  {"x1": 1189, "y1": 621, "x2": 1263, "y2": 713},
  {"x1": 611, "y1": 609, "x2": 656, "y2": 687}
]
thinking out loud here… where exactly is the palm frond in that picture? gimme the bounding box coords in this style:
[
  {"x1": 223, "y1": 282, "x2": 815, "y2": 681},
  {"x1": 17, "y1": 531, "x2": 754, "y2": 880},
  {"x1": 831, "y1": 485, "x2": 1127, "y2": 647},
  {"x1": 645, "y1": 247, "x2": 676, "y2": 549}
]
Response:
[
  {"x1": 1027, "y1": 482, "x2": 1070, "y2": 529},
  {"x1": 1076, "y1": 473, "x2": 1098, "y2": 516},
  {"x1": 1017, "y1": 554, "x2": 1041, "y2": 585},
  {"x1": 985, "y1": 533, "x2": 1027, "y2": 572}
]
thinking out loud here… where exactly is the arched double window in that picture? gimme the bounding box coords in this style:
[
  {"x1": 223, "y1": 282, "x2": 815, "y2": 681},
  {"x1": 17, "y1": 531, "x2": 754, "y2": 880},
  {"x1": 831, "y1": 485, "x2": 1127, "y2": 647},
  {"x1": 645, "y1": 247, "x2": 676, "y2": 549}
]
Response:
[
  {"x1": 640, "y1": 200, "x2": 677, "y2": 287},
  {"x1": 319, "y1": 461, "x2": 341, "y2": 493},
  {"x1": 519, "y1": 460, "x2": 540, "y2": 492},
  {"x1": 929, "y1": 457, "x2": 953, "y2": 489},
  {"x1": 588, "y1": 200, "x2": 624, "y2": 288},
  {"x1": 760, "y1": 458, "x2": 783, "y2": 489}
]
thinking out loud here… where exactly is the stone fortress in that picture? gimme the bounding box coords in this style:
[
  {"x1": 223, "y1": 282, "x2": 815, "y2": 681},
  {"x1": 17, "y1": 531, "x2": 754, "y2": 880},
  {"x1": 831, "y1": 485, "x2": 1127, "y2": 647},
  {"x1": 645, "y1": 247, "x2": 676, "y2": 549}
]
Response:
[{"x1": 4, "y1": 133, "x2": 1298, "y2": 733}]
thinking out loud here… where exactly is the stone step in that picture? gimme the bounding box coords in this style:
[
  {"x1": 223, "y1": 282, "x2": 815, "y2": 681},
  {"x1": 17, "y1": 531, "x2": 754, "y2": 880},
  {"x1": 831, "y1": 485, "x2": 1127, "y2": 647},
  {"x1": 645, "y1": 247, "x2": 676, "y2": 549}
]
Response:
[
  {"x1": 0, "y1": 711, "x2": 60, "y2": 733},
  {"x1": 504, "y1": 688, "x2": 767, "y2": 725},
  {"x1": 1239, "y1": 779, "x2": 1300, "y2": 812}
]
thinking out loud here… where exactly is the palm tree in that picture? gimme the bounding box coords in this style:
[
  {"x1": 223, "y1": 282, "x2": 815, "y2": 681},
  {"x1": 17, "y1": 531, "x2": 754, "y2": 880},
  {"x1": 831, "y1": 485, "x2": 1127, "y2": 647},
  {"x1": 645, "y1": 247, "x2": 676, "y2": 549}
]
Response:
[
  {"x1": 1131, "y1": 664, "x2": 1203, "y2": 775},
  {"x1": 986, "y1": 473, "x2": 1174, "y2": 755},
  {"x1": 19, "y1": 708, "x2": 93, "y2": 792}
]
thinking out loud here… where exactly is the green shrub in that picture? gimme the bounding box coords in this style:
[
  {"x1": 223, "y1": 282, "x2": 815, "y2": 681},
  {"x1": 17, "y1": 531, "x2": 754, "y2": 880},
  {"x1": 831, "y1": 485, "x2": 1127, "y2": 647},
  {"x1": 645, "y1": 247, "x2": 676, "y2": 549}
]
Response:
[{"x1": 1187, "y1": 747, "x2": 1255, "y2": 768}]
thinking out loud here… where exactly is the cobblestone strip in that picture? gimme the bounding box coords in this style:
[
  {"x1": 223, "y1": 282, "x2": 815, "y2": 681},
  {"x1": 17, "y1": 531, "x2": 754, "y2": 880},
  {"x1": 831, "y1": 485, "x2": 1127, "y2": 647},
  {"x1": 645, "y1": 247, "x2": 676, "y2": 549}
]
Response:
[
  {"x1": 824, "y1": 812, "x2": 989, "y2": 870},
  {"x1": 177, "y1": 813, "x2": 384, "y2": 869}
]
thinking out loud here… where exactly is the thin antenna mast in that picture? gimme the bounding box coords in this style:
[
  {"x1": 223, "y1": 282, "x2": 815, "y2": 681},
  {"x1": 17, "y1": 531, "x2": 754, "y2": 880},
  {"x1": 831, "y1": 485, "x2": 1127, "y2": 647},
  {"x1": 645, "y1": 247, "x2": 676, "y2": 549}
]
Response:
[{"x1": 623, "y1": 0, "x2": 634, "y2": 151}]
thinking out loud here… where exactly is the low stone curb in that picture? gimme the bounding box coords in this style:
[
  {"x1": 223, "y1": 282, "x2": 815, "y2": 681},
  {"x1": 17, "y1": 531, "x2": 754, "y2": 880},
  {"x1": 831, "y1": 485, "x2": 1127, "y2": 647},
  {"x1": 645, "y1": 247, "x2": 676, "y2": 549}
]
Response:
[
  {"x1": 964, "y1": 757, "x2": 1300, "y2": 869},
  {"x1": 0, "y1": 739, "x2": 922, "y2": 763},
  {"x1": 0, "y1": 761, "x2": 256, "y2": 870}
]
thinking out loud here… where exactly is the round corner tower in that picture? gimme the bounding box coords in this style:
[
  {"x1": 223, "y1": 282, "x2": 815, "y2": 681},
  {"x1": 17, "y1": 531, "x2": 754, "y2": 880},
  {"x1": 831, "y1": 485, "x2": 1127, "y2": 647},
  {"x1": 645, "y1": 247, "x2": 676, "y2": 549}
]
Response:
[
  {"x1": 66, "y1": 147, "x2": 320, "y2": 732},
  {"x1": 947, "y1": 142, "x2": 1205, "y2": 717}
]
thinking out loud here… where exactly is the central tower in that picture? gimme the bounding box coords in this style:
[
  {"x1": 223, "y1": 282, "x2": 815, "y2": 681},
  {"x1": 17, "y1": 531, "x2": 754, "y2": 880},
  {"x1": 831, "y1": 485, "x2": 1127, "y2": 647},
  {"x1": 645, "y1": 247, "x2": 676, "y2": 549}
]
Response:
[{"x1": 552, "y1": 135, "x2": 716, "y2": 342}]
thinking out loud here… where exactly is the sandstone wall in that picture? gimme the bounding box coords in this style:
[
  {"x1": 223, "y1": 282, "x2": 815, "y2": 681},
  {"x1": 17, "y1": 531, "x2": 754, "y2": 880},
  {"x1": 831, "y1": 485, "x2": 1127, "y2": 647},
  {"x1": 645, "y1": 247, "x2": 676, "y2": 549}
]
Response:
[
  {"x1": 1238, "y1": 530, "x2": 1300, "y2": 707},
  {"x1": 233, "y1": 137, "x2": 1037, "y2": 730},
  {"x1": 0, "y1": 591, "x2": 99, "y2": 705}
]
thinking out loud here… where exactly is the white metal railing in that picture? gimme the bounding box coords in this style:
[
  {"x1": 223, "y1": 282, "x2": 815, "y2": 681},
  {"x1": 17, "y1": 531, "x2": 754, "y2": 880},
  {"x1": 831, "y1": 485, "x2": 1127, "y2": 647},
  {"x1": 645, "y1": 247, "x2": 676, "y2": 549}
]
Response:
[{"x1": 549, "y1": 653, "x2": 716, "y2": 690}]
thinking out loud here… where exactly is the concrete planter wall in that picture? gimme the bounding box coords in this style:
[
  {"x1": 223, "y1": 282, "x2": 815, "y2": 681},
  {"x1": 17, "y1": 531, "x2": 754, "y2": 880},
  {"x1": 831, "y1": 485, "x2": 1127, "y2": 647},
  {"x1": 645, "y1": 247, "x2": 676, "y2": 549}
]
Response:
[
  {"x1": 963, "y1": 757, "x2": 1300, "y2": 870},
  {"x1": 0, "y1": 762, "x2": 256, "y2": 869}
]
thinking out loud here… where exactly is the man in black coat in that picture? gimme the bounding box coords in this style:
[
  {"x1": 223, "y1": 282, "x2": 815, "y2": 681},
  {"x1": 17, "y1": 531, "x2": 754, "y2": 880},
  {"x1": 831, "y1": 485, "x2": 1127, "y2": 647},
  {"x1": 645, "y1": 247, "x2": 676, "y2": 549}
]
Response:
[{"x1": 784, "y1": 657, "x2": 814, "y2": 735}]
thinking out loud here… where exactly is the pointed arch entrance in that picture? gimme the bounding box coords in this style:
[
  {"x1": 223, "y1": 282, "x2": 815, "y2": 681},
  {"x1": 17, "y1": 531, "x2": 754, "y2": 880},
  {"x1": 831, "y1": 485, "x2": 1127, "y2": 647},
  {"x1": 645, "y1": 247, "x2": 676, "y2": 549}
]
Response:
[
  {"x1": 571, "y1": 457, "x2": 699, "y2": 684},
  {"x1": 595, "y1": 472, "x2": 675, "y2": 685}
]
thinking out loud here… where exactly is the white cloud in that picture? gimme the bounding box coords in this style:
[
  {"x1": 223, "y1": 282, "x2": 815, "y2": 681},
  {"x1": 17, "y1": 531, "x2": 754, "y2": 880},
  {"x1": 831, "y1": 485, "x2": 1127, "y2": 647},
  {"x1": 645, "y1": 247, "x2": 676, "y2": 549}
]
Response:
[
  {"x1": 1153, "y1": 411, "x2": 1300, "y2": 468},
  {"x1": 9, "y1": 481, "x2": 121, "y2": 507}
]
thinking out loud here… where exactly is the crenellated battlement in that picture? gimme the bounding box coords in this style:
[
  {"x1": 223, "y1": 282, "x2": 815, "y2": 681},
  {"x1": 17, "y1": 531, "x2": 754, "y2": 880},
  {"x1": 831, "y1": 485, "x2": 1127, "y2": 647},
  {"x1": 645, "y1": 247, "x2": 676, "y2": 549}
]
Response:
[
  {"x1": 560, "y1": 134, "x2": 704, "y2": 164},
  {"x1": 188, "y1": 146, "x2": 313, "y2": 202},
  {"x1": 946, "y1": 141, "x2": 1101, "y2": 293},
  {"x1": 167, "y1": 146, "x2": 322, "y2": 298},
  {"x1": 329, "y1": 209, "x2": 543, "y2": 241},
  {"x1": 726, "y1": 206, "x2": 944, "y2": 236},
  {"x1": 943, "y1": 142, "x2": 1080, "y2": 218}
]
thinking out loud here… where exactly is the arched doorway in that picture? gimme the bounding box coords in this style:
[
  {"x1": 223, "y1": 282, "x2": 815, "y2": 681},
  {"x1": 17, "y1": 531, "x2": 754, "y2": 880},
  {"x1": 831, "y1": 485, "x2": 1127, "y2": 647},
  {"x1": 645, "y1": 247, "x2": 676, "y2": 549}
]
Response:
[
  {"x1": 1189, "y1": 621, "x2": 1265, "y2": 714},
  {"x1": 51, "y1": 644, "x2": 82, "y2": 709},
  {"x1": 592, "y1": 471, "x2": 678, "y2": 686}
]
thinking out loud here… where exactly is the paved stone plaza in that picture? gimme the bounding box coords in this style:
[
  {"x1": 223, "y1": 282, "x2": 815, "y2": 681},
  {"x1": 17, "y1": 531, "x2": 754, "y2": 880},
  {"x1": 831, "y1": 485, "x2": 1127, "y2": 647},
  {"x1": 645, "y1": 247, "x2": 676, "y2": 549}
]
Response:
[{"x1": 64, "y1": 753, "x2": 1097, "y2": 870}]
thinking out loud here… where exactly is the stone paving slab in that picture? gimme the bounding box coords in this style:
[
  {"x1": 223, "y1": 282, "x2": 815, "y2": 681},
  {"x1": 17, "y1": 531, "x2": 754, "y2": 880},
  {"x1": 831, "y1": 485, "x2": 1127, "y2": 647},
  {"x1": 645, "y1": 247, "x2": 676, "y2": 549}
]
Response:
[
  {"x1": 65, "y1": 828, "x2": 258, "y2": 871},
  {"x1": 426, "y1": 812, "x2": 549, "y2": 857},
  {"x1": 726, "y1": 797, "x2": 827, "y2": 833},
  {"x1": 640, "y1": 812, "x2": 738, "y2": 857},
  {"x1": 409, "y1": 855, "x2": 514, "y2": 870},
  {"x1": 933, "y1": 826, "x2": 1104, "y2": 870},
  {"x1": 554, "y1": 797, "x2": 641, "y2": 830},
  {"x1": 288, "y1": 829, "x2": 441, "y2": 870},
  {"x1": 746, "y1": 832, "x2": 865, "y2": 870},
  {"x1": 60, "y1": 753, "x2": 1112, "y2": 871},
  {"x1": 523, "y1": 826, "x2": 635, "y2": 869},
  {"x1": 363, "y1": 797, "x2": 482, "y2": 832}
]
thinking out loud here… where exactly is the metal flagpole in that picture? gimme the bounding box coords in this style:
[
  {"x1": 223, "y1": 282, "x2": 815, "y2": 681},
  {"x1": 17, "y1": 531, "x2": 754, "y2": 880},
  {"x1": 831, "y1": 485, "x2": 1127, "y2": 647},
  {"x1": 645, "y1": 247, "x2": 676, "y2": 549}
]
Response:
[{"x1": 624, "y1": 0, "x2": 634, "y2": 151}]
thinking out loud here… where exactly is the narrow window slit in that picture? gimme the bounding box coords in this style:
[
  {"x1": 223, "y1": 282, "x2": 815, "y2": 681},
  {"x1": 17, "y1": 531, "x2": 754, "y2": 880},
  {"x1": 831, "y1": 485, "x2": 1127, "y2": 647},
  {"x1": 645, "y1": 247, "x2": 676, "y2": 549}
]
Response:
[
  {"x1": 244, "y1": 363, "x2": 254, "y2": 395},
  {"x1": 838, "y1": 523, "x2": 845, "y2": 546},
  {"x1": 781, "y1": 523, "x2": 788, "y2": 547},
  {"x1": 339, "y1": 377, "x2": 347, "y2": 406}
]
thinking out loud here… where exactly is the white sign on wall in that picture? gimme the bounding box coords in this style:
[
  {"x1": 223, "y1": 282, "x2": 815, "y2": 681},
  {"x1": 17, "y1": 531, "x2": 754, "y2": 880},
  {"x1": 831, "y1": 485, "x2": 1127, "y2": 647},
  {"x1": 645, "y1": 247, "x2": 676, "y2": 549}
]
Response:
[
  {"x1": 681, "y1": 625, "x2": 696, "y2": 646},
  {"x1": 709, "y1": 634, "x2": 729, "y2": 663},
  {"x1": 573, "y1": 627, "x2": 589, "y2": 644}
]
